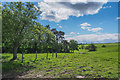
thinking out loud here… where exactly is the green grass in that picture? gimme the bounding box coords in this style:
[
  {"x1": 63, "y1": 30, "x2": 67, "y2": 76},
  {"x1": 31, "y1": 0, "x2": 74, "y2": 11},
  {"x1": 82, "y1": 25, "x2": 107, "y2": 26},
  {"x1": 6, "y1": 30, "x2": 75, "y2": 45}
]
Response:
[{"x1": 2, "y1": 43, "x2": 118, "y2": 78}]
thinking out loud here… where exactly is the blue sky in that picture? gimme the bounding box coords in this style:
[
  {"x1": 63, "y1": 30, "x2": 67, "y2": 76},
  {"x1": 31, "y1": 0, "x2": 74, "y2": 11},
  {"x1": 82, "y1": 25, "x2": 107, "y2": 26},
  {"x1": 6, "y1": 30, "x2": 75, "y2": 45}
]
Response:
[
  {"x1": 1, "y1": 1, "x2": 119, "y2": 43},
  {"x1": 38, "y1": 2, "x2": 118, "y2": 34},
  {"x1": 35, "y1": 1, "x2": 119, "y2": 43}
]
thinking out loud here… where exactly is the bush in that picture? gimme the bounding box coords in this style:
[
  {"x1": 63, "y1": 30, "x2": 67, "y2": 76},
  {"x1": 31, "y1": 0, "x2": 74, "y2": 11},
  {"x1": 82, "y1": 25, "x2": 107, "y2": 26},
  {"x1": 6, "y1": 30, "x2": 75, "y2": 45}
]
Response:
[
  {"x1": 81, "y1": 45, "x2": 84, "y2": 49},
  {"x1": 102, "y1": 45, "x2": 106, "y2": 47},
  {"x1": 76, "y1": 48, "x2": 79, "y2": 51},
  {"x1": 88, "y1": 44, "x2": 97, "y2": 51},
  {"x1": 85, "y1": 46, "x2": 89, "y2": 50}
]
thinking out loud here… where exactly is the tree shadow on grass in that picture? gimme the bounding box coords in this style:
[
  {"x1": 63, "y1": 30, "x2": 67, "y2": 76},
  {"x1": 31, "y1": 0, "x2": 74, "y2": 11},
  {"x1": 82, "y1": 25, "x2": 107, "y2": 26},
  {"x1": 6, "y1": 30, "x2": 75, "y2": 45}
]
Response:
[
  {"x1": 2, "y1": 57, "x2": 51, "y2": 78},
  {"x1": 32, "y1": 57, "x2": 46, "y2": 63},
  {"x1": 2, "y1": 56, "x2": 10, "y2": 60},
  {"x1": 2, "y1": 61, "x2": 36, "y2": 78}
]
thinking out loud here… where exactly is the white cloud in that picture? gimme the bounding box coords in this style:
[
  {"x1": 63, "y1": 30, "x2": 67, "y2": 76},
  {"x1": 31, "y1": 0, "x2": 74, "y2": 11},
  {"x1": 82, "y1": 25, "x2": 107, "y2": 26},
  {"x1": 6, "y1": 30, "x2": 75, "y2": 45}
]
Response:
[
  {"x1": 88, "y1": 27, "x2": 103, "y2": 32},
  {"x1": 81, "y1": 26, "x2": 91, "y2": 30},
  {"x1": 59, "y1": 26, "x2": 62, "y2": 28},
  {"x1": 64, "y1": 35, "x2": 71, "y2": 37},
  {"x1": 65, "y1": 33, "x2": 118, "y2": 43},
  {"x1": 77, "y1": 33, "x2": 80, "y2": 34},
  {"x1": 116, "y1": 17, "x2": 120, "y2": 20},
  {"x1": 81, "y1": 26, "x2": 103, "y2": 32},
  {"x1": 70, "y1": 32, "x2": 75, "y2": 35},
  {"x1": 65, "y1": 32, "x2": 76, "y2": 37},
  {"x1": 38, "y1": 0, "x2": 108, "y2": 22},
  {"x1": 80, "y1": 22, "x2": 91, "y2": 26},
  {"x1": 57, "y1": 24, "x2": 59, "y2": 25},
  {"x1": 80, "y1": 22, "x2": 103, "y2": 32},
  {"x1": 44, "y1": 0, "x2": 108, "y2": 3},
  {"x1": 103, "y1": 6, "x2": 111, "y2": 9}
]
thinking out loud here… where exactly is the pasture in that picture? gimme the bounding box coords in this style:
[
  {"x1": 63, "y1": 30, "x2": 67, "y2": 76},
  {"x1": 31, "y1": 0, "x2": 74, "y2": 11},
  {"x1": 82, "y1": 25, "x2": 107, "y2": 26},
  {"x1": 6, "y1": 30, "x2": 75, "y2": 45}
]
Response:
[{"x1": 2, "y1": 43, "x2": 118, "y2": 78}]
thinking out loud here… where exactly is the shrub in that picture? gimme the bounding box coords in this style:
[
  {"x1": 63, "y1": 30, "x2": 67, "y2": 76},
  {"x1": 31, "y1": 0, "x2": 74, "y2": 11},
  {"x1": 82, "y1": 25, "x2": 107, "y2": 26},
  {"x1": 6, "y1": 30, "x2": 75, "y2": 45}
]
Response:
[
  {"x1": 85, "y1": 46, "x2": 89, "y2": 50},
  {"x1": 88, "y1": 44, "x2": 97, "y2": 51},
  {"x1": 102, "y1": 45, "x2": 106, "y2": 47},
  {"x1": 76, "y1": 48, "x2": 79, "y2": 51},
  {"x1": 81, "y1": 45, "x2": 84, "y2": 49}
]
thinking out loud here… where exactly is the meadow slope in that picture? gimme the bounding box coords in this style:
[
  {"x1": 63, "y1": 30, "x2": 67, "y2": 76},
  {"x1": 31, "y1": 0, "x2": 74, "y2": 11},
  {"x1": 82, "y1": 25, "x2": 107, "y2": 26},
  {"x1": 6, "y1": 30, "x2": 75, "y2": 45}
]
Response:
[{"x1": 2, "y1": 43, "x2": 118, "y2": 78}]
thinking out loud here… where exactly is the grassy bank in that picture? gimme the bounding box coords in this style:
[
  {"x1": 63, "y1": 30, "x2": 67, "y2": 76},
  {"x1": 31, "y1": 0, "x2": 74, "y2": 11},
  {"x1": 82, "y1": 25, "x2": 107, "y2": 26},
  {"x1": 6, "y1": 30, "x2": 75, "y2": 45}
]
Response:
[{"x1": 2, "y1": 43, "x2": 118, "y2": 78}]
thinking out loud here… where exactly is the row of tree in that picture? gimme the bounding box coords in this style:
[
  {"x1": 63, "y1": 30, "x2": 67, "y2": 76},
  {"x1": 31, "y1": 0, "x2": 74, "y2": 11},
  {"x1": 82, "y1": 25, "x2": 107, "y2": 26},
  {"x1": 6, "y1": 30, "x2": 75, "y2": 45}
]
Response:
[
  {"x1": 0, "y1": 2, "x2": 2, "y2": 52},
  {"x1": 2, "y1": 2, "x2": 78, "y2": 60}
]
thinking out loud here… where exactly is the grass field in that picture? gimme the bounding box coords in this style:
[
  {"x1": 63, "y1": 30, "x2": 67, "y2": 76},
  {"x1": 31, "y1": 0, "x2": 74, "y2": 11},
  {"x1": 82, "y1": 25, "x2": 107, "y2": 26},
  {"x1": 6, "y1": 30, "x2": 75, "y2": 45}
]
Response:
[{"x1": 2, "y1": 43, "x2": 119, "y2": 78}]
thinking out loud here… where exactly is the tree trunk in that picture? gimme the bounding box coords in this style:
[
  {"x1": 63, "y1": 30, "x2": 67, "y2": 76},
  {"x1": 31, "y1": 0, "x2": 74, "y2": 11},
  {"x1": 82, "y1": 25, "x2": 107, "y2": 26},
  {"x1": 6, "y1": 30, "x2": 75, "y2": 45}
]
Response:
[
  {"x1": 13, "y1": 44, "x2": 18, "y2": 60},
  {"x1": 47, "y1": 52, "x2": 48, "y2": 58},
  {"x1": 36, "y1": 51, "x2": 37, "y2": 60},
  {"x1": 56, "y1": 52, "x2": 57, "y2": 58},
  {"x1": 52, "y1": 53, "x2": 54, "y2": 57},
  {"x1": 22, "y1": 52, "x2": 23, "y2": 63}
]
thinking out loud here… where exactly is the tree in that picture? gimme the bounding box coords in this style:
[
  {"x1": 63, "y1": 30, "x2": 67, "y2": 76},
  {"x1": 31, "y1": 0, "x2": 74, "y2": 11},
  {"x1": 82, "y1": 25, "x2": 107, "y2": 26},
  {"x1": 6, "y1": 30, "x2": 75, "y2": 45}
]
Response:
[
  {"x1": 20, "y1": 39, "x2": 28, "y2": 63},
  {"x1": 69, "y1": 40, "x2": 78, "y2": 53},
  {"x1": 51, "y1": 28, "x2": 59, "y2": 57},
  {"x1": 0, "y1": 2, "x2": 2, "y2": 53},
  {"x1": 43, "y1": 26, "x2": 55, "y2": 58},
  {"x1": 102, "y1": 45, "x2": 106, "y2": 47},
  {"x1": 81, "y1": 44, "x2": 84, "y2": 49},
  {"x1": 58, "y1": 31, "x2": 65, "y2": 43},
  {"x1": 45, "y1": 25, "x2": 50, "y2": 30},
  {"x1": 30, "y1": 23, "x2": 45, "y2": 60},
  {"x1": 2, "y1": 2, "x2": 41, "y2": 60},
  {"x1": 88, "y1": 44, "x2": 97, "y2": 51},
  {"x1": 51, "y1": 28, "x2": 65, "y2": 56},
  {"x1": 62, "y1": 40, "x2": 69, "y2": 53}
]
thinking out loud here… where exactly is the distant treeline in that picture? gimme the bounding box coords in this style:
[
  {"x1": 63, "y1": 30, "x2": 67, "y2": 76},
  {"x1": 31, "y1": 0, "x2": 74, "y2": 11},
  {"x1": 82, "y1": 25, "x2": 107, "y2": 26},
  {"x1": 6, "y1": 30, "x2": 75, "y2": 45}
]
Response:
[{"x1": 2, "y1": 39, "x2": 78, "y2": 53}]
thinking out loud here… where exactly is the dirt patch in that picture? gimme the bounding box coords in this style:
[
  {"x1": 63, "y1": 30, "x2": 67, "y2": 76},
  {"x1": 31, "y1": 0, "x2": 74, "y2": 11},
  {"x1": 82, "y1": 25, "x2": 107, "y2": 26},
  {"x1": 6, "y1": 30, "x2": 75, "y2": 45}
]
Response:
[
  {"x1": 76, "y1": 76, "x2": 85, "y2": 78},
  {"x1": 60, "y1": 70, "x2": 73, "y2": 75},
  {"x1": 17, "y1": 70, "x2": 46, "y2": 78}
]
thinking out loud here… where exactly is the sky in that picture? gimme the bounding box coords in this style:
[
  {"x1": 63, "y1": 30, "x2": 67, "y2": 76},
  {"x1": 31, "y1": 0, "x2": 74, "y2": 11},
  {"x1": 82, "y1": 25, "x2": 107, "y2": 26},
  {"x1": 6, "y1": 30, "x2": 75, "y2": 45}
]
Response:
[{"x1": 1, "y1": 0, "x2": 119, "y2": 43}]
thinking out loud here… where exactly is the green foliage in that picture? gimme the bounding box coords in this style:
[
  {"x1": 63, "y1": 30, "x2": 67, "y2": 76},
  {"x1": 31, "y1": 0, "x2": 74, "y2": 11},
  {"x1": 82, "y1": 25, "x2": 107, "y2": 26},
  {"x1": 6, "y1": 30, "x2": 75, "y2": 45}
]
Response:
[
  {"x1": 2, "y1": 2, "x2": 67, "y2": 54},
  {"x1": 69, "y1": 40, "x2": 78, "y2": 52},
  {"x1": 85, "y1": 46, "x2": 89, "y2": 50},
  {"x1": 102, "y1": 45, "x2": 106, "y2": 47},
  {"x1": 81, "y1": 44, "x2": 84, "y2": 49},
  {"x1": 2, "y1": 2, "x2": 79, "y2": 56},
  {"x1": 0, "y1": 2, "x2": 2, "y2": 48},
  {"x1": 2, "y1": 2, "x2": 41, "y2": 59},
  {"x1": 86, "y1": 44, "x2": 97, "y2": 51},
  {"x1": 2, "y1": 2, "x2": 40, "y2": 44},
  {"x1": 61, "y1": 40, "x2": 69, "y2": 53}
]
